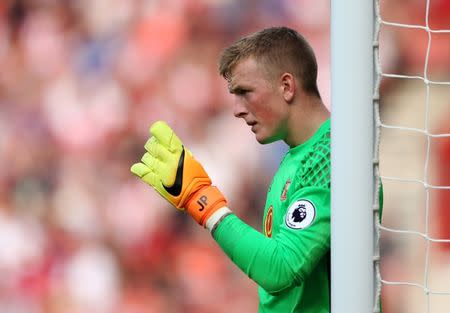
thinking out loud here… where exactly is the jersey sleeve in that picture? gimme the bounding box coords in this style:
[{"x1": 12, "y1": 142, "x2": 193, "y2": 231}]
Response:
[
  {"x1": 213, "y1": 186, "x2": 330, "y2": 294},
  {"x1": 276, "y1": 186, "x2": 330, "y2": 282},
  {"x1": 213, "y1": 127, "x2": 331, "y2": 294}
]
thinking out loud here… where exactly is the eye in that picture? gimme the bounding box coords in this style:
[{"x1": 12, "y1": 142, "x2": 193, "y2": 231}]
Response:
[{"x1": 235, "y1": 88, "x2": 249, "y2": 95}]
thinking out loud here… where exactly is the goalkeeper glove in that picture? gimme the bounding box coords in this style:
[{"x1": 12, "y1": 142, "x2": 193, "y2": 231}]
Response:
[{"x1": 130, "y1": 121, "x2": 228, "y2": 227}]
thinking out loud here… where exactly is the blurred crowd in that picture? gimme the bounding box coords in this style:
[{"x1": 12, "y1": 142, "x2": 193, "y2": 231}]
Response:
[
  {"x1": 0, "y1": 0, "x2": 448, "y2": 312},
  {"x1": 0, "y1": 1, "x2": 329, "y2": 312}
]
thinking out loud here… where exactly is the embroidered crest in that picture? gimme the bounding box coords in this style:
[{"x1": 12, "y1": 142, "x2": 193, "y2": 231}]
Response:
[
  {"x1": 280, "y1": 179, "x2": 291, "y2": 201},
  {"x1": 265, "y1": 205, "x2": 273, "y2": 238},
  {"x1": 285, "y1": 199, "x2": 316, "y2": 229}
]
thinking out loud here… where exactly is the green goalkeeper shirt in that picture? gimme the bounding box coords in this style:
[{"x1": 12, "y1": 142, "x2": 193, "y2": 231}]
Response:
[{"x1": 213, "y1": 119, "x2": 331, "y2": 313}]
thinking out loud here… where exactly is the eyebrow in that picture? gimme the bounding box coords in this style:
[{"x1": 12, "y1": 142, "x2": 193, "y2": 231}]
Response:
[
  {"x1": 228, "y1": 84, "x2": 245, "y2": 94},
  {"x1": 228, "y1": 85, "x2": 238, "y2": 94}
]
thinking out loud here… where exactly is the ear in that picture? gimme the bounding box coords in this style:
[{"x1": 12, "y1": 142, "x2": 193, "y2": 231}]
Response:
[{"x1": 280, "y1": 73, "x2": 295, "y2": 102}]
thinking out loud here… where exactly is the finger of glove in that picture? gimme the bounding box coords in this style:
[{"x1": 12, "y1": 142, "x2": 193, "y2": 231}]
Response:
[
  {"x1": 141, "y1": 152, "x2": 158, "y2": 170},
  {"x1": 144, "y1": 137, "x2": 172, "y2": 163},
  {"x1": 144, "y1": 137, "x2": 160, "y2": 157},
  {"x1": 141, "y1": 170, "x2": 162, "y2": 189},
  {"x1": 150, "y1": 121, "x2": 183, "y2": 153},
  {"x1": 130, "y1": 162, "x2": 151, "y2": 178},
  {"x1": 149, "y1": 141, "x2": 176, "y2": 166},
  {"x1": 140, "y1": 152, "x2": 170, "y2": 181}
]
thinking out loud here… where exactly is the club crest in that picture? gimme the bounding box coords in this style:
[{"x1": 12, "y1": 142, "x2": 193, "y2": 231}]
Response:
[
  {"x1": 280, "y1": 179, "x2": 291, "y2": 201},
  {"x1": 285, "y1": 199, "x2": 316, "y2": 229}
]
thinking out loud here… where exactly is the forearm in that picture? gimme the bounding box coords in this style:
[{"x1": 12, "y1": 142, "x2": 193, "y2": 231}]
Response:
[{"x1": 211, "y1": 212, "x2": 301, "y2": 293}]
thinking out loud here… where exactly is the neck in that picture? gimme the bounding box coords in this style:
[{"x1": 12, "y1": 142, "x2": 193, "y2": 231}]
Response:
[{"x1": 284, "y1": 95, "x2": 330, "y2": 147}]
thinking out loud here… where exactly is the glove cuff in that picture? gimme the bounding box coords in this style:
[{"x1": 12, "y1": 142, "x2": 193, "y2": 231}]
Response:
[
  {"x1": 205, "y1": 206, "x2": 232, "y2": 234},
  {"x1": 185, "y1": 186, "x2": 227, "y2": 226}
]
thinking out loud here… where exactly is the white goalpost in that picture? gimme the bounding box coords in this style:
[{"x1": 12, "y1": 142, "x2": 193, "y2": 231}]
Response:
[
  {"x1": 331, "y1": 0, "x2": 450, "y2": 312},
  {"x1": 330, "y1": 0, "x2": 377, "y2": 312}
]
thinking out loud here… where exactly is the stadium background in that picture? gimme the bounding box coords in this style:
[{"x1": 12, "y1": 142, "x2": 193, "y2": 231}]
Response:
[{"x1": 0, "y1": 1, "x2": 448, "y2": 312}]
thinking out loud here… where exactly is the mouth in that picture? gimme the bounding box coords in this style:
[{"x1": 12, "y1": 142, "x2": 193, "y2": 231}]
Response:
[{"x1": 246, "y1": 122, "x2": 257, "y2": 133}]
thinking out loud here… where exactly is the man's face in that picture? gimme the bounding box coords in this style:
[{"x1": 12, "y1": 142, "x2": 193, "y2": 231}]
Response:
[{"x1": 228, "y1": 57, "x2": 288, "y2": 144}]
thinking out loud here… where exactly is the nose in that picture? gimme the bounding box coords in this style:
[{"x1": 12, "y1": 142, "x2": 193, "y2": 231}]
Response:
[{"x1": 233, "y1": 98, "x2": 248, "y2": 118}]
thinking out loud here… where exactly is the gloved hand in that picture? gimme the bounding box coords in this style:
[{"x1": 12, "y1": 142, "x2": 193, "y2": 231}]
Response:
[{"x1": 131, "y1": 121, "x2": 227, "y2": 226}]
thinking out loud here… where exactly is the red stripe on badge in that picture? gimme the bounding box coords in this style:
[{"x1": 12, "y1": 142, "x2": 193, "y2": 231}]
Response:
[{"x1": 265, "y1": 205, "x2": 273, "y2": 238}]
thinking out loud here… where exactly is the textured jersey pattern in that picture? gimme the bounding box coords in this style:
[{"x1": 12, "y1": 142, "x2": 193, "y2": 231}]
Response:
[{"x1": 295, "y1": 130, "x2": 331, "y2": 189}]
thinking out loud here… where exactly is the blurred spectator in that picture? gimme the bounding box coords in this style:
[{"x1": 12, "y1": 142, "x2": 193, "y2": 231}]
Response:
[
  {"x1": 0, "y1": 1, "x2": 330, "y2": 312},
  {"x1": 4, "y1": 0, "x2": 448, "y2": 312}
]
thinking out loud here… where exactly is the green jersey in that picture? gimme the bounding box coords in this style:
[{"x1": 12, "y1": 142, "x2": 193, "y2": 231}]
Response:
[{"x1": 214, "y1": 119, "x2": 331, "y2": 313}]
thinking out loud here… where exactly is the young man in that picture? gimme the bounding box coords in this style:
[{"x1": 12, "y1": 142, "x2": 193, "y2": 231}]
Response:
[{"x1": 131, "y1": 26, "x2": 331, "y2": 312}]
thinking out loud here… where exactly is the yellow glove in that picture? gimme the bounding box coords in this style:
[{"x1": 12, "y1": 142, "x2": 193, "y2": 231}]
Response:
[{"x1": 131, "y1": 121, "x2": 227, "y2": 226}]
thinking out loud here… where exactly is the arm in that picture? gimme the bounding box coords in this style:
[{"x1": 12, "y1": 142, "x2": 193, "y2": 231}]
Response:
[
  {"x1": 131, "y1": 121, "x2": 329, "y2": 293},
  {"x1": 212, "y1": 187, "x2": 330, "y2": 293}
]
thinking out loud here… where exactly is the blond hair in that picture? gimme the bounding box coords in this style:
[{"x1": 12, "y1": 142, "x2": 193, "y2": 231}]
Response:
[{"x1": 219, "y1": 26, "x2": 320, "y2": 98}]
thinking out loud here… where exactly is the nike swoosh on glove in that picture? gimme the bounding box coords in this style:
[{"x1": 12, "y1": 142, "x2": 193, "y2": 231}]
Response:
[{"x1": 131, "y1": 121, "x2": 228, "y2": 226}]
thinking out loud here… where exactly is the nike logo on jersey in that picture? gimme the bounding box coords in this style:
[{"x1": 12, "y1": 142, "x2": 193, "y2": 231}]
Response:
[{"x1": 163, "y1": 148, "x2": 185, "y2": 196}]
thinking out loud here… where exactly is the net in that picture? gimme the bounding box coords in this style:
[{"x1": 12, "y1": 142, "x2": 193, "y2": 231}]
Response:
[{"x1": 374, "y1": 0, "x2": 450, "y2": 312}]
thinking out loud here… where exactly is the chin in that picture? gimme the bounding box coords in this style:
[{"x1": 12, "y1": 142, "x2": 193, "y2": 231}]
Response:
[{"x1": 255, "y1": 133, "x2": 277, "y2": 145}]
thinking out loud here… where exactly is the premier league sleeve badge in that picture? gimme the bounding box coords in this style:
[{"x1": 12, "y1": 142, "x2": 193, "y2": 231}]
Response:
[{"x1": 285, "y1": 199, "x2": 316, "y2": 229}]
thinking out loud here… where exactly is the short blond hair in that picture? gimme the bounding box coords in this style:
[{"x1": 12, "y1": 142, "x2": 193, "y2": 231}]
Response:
[{"x1": 219, "y1": 26, "x2": 320, "y2": 98}]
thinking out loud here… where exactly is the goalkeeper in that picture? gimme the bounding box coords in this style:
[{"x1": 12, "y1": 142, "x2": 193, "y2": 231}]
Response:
[{"x1": 132, "y1": 27, "x2": 332, "y2": 313}]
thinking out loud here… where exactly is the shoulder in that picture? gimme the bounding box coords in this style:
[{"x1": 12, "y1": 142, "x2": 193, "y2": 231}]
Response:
[{"x1": 295, "y1": 128, "x2": 331, "y2": 189}]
